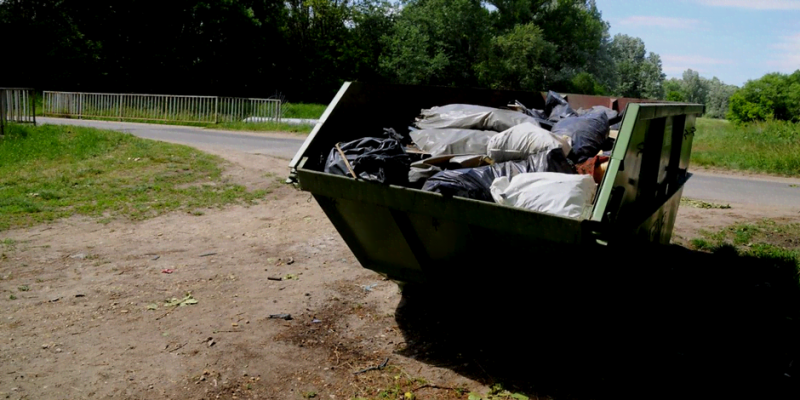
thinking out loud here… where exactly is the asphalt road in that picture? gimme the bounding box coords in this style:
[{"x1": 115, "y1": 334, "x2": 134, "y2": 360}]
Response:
[
  {"x1": 38, "y1": 117, "x2": 304, "y2": 160},
  {"x1": 37, "y1": 117, "x2": 800, "y2": 208}
]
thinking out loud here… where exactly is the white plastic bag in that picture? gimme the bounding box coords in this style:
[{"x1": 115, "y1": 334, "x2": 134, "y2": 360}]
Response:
[
  {"x1": 410, "y1": 128, "x2": 497, "y2": 156},
  {"x1": 490, "y1": 172, "x2": 597, "y2": 219},
  {"x1": 485, "y1": 122, "x2": 572, "y2": 163}
]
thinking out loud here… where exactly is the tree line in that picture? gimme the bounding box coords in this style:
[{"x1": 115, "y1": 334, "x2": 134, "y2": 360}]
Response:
[
  {"x1": 1, "y1": 0, "x2": 669, "y2": 103},
  {"x1": 5, "y1": 0, "x2": 782, "y2": 124}
]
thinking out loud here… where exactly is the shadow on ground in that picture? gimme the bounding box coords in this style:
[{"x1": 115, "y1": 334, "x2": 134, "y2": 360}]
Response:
[{"x1": 394, "y1": 243, "x2": 800, "y2": 400}]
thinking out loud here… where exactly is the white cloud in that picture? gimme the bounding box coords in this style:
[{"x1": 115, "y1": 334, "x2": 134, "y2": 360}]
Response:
[
  {"x1": 767, "y1": 33, "x2": 800, "y2": 72},
  {"x1": 696, "y1": 0, "x2": 800, "y2": 10},
  {"x1": 618, "y1": 16, "x2": 701, "y2": 29},
  {"x1": 660, "y1": 55, "x2": 733, "y2": 75}
]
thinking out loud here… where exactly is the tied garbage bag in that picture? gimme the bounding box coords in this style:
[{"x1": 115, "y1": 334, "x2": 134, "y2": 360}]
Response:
[
  {"x1": 421, "y1": 152, "x2": 576, "y2": 201},
  {"x1": 544, "y1": 91, "x2": 577, "y2": 122},
  {"x1": 507, "y1": 100, "x2": 555, "y2": 130},
  {"x1": 486, "y1": 122, "x2": 572, "y2": 163},
  {"x1": 490, "y1": 173, "x2": 597, "y2": 220},
  {"x1": 410, "y1": 128, "x2": 497, "y2": 157},
  {"x1": 551, "y1": 111, "x2": 610, "y2": 164},
  {"x1": 408, "y1": 154, "x2": 494, "y2": 187},
  {"x1": 577, "y1": 105, "x2": 619, "y2": 123},
  {"x1": 416, "y1": 104, "x2": 542, "y2": 132},
  {"x1": 324, "y1": 137, "x2": 412, "y2": 185}
]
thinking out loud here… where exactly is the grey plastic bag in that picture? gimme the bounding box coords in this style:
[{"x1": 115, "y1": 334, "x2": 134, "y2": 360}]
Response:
[
  {"x1": 410, "y1": 128, "x2": 497, "y2": 157},
  {"x1": 416, "y1": 104, "x2": 542, "y2": 132}
]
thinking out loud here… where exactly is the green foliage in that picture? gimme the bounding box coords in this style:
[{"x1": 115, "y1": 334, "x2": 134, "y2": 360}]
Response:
[
  {"x1": 727, "y1": 71, "x2": 800, "y2": 123},
  {"x1": 705, "y1": 77, "x2": 738, "y2": 118},
  {"x1": 475, "y1": 23, "x2": 556, "y2": 91},
  {"x1": 660, "y1": 71, "x2": 738, "y2": 119},
  {"x1": 0, "y1": 123, "x2": 268, "y2": 230},
  {"x1": 2, "y1": 0, "x2": 671, "y2": 101},
  {"x1": 666, "y1": 91, "x2": 685, "y2": 101},
  {"x1": 281, "y1": 103, "x2": 327, "y2": 119},
  {"x1": 608, "y1": 34, "x2": 665, "y2": 99},
  {"x1": 569, "y1": 72, "x2": 606, "y2": 95},
  {"x1": 692, "y1": 117, "x2": 800, "y2": 176},
  {"x1": 380, "y1": 0, "x2": 491, "y2": 86}
]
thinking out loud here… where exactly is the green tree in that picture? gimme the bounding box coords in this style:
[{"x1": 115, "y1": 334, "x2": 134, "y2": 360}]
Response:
[
  {"x1": 663, "y1": 78, "x2": 684, "y2": 101},
  {"x1": 379, "y1": 0, "x2": 491, "y2": 87},
  {"x1": 728, "y1": 72, "x2": 800, "y2": 123},
  {"x1": 679, "y1": 69, "x2": 708, "y2": 104},
  {"x1": 569, "y1": 72, "x2": 605, "y2": 95},
  {"x1": 704, "y1": 77, "x2": 738, "y2": 119},
  {"x1": 608, "y1": 34, "x2": 665, "y2": 98},
  {"x1": 475, "y1": 23, "x2": 556, "y2": 91}
]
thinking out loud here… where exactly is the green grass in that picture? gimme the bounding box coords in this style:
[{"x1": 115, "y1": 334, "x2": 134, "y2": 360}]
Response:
[
  {"x1": 680, "y1": 197, "x2": 731, "y2": 209},
  {"x1": 692, "y1": 118, "x2": 800, "y2": 176},
  {"x1": 689, "y1": 219, "x2": 800, "y2": 268},
  {"x1": 214, "y1": 121, "x2": 315, "y2": 134},
  {"x1": 282, "y1": 103, "x2": 326, "y2": 119},
  {"x1": 0, "y1": 123, "x2": 269, "y2": 231}
]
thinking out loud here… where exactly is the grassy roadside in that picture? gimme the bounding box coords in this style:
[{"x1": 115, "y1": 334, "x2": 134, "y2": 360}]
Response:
[
  {"x1": 692, "y1": 118, "x2": 800, "y2": 176},
  {"x1": 0, "y1": 123, "x2": 271, "y2": 231},
  {"x1": 214, "y1": 121, "x2": 315, "y2": 134},
  {"x1": 282, "y1": 103, "x2": 326, "y2": 119},
  {"x1": 690, "y1": 219, "x2": 800, "y2": 269}
]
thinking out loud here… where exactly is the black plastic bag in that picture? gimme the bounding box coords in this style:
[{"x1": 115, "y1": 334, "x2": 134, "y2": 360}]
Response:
[
  {"x1": 551, "y1": 112, "x2": 610, "y2": 164},
  {"x1": 508, "y1": 100, "x2": 555, "y2": 130},
  {"x1": 324, "y1": 137, "x2": 412, "y2": 185},
  {"x1": 577, "y1": 105, "x2": 619, "y2": 123},
  {"x1": 421, "y1": 150, "x2": 575, "y2": 201},
  {"x1": 383, "y1": 127, "x2": 413, "y2": 146},
  {"x1": 544, "y1": 91, "x2": 577, "y2": 122}
]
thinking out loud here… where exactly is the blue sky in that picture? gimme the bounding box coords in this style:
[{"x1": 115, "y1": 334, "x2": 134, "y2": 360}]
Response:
[{"x1": 595, "y1": 0, "x2": 800, "y2": 86}]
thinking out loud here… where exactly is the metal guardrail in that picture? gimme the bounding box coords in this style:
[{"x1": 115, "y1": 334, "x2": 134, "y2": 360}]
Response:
[
  {"x1": 42, "y1": 91, "x2": 282, "y2": 124},
  {"x1": 0, "y1": 87, "x2": 36, "y2": 135}
]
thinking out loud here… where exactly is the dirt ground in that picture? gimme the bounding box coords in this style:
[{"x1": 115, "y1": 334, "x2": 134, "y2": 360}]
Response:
[{"x1": 1, "y1": 148, "x2": 798, "y2": 400}]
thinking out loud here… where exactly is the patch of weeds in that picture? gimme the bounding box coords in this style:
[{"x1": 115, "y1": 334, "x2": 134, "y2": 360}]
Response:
[
  {"x1": 17, "y1": 285, "x2": 30, "y2": 292},
  {"x1": 744, "y1": 243, "x2": 799, "y2": 264},
  {"x1": 9, "y1": 294, "x2": 17, "y2": 300},
  {"x1": 1, "y1": 238, "x2": 17, "y2": 250},
  {"x1": 189, "y1": 210, "x2": 205, "y2": 216},
  {"x1": 689, "y1": 220, "x2": 800, "y2": 270},
  {"x1": 469, "y1": 383, "x2": 529, "y2": 400},
  {"x1": 302, "y1": 391, "x2": 318, "y2": 399},
  {"x1": 164, "y1": 292, "x2": 198, "y2": 307},
  {"x1": 680, "y1": 198, "x2": 731, "y2": 209},
  {"x1": 729, "y1": 223, "x2": 758, "y2": 245},
  {"x1": 690, "y1": 238, "x2": 715, "y2": 251}
]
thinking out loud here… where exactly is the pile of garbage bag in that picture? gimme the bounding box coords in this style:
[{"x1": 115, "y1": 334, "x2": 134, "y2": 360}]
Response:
[{"x1": 322, "y1": 90, "x2": 619, "y2": 220}]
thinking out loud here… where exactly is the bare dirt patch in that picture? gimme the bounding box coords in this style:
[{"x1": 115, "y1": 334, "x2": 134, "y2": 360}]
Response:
[
  {"x1": 0, "y1": 150, "x2": 475, "y2": 400},
  {"x1": 1, "y1": 148, "x2": 798, "y2": 400}
]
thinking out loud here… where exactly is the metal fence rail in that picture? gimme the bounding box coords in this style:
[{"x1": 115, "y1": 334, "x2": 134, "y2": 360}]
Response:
[
  {"x1": 42, "y1": 91, "x2": 282, "y2": 124},
  {"x1": 1, "y1": 87, "x2": 36, "y2": 135}
]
